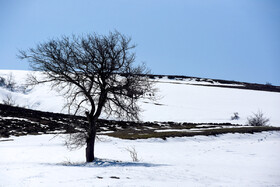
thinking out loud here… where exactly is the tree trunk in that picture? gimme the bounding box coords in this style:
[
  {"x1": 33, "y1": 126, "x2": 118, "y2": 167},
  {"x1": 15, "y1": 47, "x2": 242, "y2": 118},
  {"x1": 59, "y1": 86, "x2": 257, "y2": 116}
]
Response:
[
  {"x1": 85, "y1": 116, "x2": 96, "y2": 162},
  {"x1": 86, "y1": 132, "x2": 96, "y2": 162}
]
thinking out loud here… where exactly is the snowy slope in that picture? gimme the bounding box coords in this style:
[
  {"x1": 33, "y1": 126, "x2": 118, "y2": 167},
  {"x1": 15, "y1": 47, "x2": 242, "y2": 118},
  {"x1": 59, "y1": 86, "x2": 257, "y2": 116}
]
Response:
[
  {"x1": 141, "y1": 80, "x2": 280, "y2": 125},
  {"x1": 0, "y1": 132, "x2": 280, "y2": 186},
  {"x1": 1, "y1": 70, "x2": 280, "y2": 187},
  {"x1": 0, "y1": 70, "x2": 279, "y2": 126}
]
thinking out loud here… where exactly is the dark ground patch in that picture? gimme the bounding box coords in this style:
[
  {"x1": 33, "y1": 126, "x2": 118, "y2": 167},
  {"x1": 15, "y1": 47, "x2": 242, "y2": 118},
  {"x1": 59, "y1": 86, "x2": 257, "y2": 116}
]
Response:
[{"x1": 0, "y1": 104, "x2": 279, "y2": 139}]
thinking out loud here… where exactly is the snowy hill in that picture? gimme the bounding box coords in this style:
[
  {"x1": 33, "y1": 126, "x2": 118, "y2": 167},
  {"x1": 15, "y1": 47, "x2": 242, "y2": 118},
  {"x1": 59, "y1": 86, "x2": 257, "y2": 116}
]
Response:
[
  {"x1": 1, "y1": 70, "x2": 280, "y2": 186},
  {"x1": 0, "y1": 69, "x2": 279, "y2": 126}
]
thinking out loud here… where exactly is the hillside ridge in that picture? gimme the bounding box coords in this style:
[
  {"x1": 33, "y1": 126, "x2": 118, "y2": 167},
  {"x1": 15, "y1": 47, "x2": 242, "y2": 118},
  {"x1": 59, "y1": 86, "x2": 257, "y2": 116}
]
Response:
[{"x1": 144, "y1": 74, "x2": 280, "y2": 92}]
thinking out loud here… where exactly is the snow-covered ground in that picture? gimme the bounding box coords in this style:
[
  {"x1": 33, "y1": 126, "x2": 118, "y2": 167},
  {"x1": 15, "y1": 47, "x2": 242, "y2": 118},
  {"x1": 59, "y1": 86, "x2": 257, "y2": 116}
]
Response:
[
  {"x1": 0, "y1": 70, "x2": 279, "y2": 126},
  {"x1": 1, "y1": 70, "x2": 280, "y2": 186},
  {"x1": 0, "y1": 132, "x2": 280, "y2": 186}
]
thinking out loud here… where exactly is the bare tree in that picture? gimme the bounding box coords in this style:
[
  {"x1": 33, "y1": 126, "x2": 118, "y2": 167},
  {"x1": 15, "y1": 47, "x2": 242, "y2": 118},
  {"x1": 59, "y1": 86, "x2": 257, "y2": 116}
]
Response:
[
  {"x1": 2, "y1": 93, "x2": 16, "y2": 106},
  {"x1": 0, "y1": 73, "x2": 16, "y2": 92},
  {"x1": 19, "y1": 31, "x2": 155, "y2": 162},
  {"x1": 247, "y1": 111, "x2": 269, "y2": 126},
  {"x1": 6, "y1": 73, "x2": 16, "y2": 92}
]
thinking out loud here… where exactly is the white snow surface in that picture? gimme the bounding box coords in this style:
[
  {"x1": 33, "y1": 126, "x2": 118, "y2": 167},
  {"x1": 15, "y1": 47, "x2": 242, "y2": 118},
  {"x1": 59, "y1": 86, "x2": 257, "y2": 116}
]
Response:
[
  {"x1": 1, "y1": 70, "x2": 280, "y2": 186},
  {"x1": 0, "y1": 132, "x2": 280, "y2": 186},
  {"x1": 0, "y1": 70, "x2": 279, "y2": 126}
]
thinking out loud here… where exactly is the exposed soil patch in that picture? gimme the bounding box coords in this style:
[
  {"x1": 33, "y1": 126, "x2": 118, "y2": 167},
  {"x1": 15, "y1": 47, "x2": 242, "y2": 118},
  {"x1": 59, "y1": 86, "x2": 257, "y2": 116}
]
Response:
[{"x1": 1, "y1": 104, "x2": 279, "y2": 139}]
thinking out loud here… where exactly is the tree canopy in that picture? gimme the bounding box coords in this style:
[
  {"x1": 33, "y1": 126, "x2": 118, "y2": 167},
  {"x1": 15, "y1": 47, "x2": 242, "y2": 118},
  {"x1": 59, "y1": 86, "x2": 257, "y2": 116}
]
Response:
[{"x1": 19, "y1": 31, "x2": 155, "y2": 162}]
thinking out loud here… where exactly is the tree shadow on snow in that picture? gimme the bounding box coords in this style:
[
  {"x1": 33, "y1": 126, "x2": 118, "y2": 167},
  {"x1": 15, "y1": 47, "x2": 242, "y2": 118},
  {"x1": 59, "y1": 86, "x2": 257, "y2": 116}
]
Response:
[{"x1": 45, "y1": 158, "x2": 166, "y2": 168}]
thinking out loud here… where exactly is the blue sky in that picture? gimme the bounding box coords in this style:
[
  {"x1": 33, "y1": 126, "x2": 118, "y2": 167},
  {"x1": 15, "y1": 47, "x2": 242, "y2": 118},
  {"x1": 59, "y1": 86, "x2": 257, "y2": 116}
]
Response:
[{"x1": 0, "y1": 0, "x2": 279, "y2": 85}]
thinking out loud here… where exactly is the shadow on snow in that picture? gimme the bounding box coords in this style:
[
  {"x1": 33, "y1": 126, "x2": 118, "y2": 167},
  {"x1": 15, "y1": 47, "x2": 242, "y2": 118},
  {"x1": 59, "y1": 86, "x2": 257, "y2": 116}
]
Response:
[{"x1": 44, "y1": 158, "x2": 166, "y2": 168}]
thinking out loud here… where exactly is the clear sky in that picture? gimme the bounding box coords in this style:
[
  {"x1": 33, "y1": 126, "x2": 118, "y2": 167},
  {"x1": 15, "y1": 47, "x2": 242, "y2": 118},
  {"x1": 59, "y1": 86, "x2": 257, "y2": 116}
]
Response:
[{"x1": 0, "y1": 0, "x2": 279, "y2": 85}]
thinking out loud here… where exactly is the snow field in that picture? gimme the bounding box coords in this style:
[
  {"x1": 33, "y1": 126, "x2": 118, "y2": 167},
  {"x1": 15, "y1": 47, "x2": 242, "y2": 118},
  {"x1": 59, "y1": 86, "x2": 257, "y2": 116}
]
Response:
[
  {"x1": 0, "y1": 70, "x2": 280, "y2": 186},
  {"x1": 140, "y1": 81, "x2": 280, "y2": 125},
  {"x1": 0, "y1": 70, "x2": 279, "y2": 126},
  {"x1": 1, "y1": 132, "x2": 280, "y2": 186}
]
